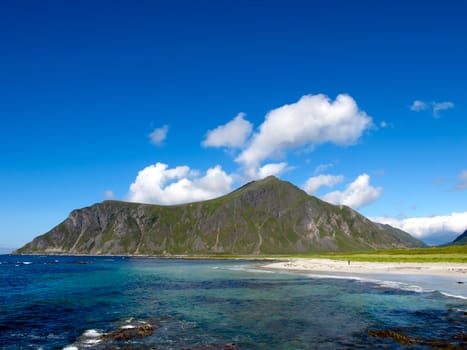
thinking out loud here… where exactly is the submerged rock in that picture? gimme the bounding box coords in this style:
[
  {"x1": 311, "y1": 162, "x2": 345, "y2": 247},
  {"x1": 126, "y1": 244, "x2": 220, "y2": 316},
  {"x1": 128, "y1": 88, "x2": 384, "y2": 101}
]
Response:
[
  {"x1": 101, "y1": 322, "x2": 154, "y2": 341},
  {"x1": 367, "y1": 329, "x2": 416, "y2": 346},
  {"x1": 368, "y1": 328, "x2": 467, "y2": 349}
]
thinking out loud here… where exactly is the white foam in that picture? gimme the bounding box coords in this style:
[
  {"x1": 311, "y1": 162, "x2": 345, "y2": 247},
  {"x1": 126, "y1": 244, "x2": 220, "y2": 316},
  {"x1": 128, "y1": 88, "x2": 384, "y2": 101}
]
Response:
[
  {"x1": 439, "y1": 292, "x2": 467, "y2": 300},
  {"x1": 230, "y1": 266, "x2": 275, "y2": 274},
  {"x1": 305, "y1": 273, "x2": 371, "y2": 282},
  {"x1": 120, "y1": 324, "x2": 136, "y2": 329},
  {"x1": 22, "y1": 261, "x2": 32, "y2": 265},
  {"x1": 83, "y1": 329, "x2": 103, "y2": 338},
  {"x1": 82, "y1": 338, "x2": 102, "y2": 345},
  {"x1": 62, "y1": 346, "x2": 78, "y2": 350}
]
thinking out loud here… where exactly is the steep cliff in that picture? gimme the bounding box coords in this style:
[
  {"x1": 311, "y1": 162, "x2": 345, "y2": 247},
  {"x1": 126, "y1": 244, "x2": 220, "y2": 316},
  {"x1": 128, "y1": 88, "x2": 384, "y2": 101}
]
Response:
[{"x1": 16, "y1": 176, "x2": 425, "y2": 255}]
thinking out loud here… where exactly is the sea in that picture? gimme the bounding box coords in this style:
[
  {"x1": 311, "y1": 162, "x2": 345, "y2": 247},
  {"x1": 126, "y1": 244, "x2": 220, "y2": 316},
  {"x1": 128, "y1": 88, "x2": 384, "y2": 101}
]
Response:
[{"x1": 0, "y1": 255, "x2": 466, "y2": 349}]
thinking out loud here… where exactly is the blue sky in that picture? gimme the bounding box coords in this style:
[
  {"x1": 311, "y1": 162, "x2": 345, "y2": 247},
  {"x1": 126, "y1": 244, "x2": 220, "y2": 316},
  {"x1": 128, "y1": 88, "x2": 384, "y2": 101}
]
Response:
[{"x1": 1, "y1": 0, "x2": 466, "y2": 247}]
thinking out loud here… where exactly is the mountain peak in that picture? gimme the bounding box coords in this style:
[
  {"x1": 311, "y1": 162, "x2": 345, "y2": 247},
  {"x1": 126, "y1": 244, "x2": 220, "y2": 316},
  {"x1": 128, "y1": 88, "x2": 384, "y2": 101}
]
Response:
[{"x1": 15, "y1": 178, "x2": 425, "y2": 255}]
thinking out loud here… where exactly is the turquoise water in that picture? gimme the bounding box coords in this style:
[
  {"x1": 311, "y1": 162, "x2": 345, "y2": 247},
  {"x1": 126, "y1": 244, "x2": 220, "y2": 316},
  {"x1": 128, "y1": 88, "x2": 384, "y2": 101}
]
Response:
[{"x1": 0, "y1": 255, "x2": 465, "y2": 349}]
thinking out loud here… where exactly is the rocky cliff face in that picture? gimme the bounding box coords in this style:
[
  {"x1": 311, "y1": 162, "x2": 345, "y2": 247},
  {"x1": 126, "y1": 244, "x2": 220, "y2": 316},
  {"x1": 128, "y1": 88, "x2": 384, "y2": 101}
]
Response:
[{"x1": 16, "y1": 176, "x2": 425, "y2": 255}]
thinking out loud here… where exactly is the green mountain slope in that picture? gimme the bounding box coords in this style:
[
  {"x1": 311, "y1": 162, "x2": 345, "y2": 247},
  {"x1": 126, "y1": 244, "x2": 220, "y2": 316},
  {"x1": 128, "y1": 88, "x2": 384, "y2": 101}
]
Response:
[
  {"x1": 15, "y1": 176, "x2": 425, "y2": 255},
  {"x1": 450, "y1": 229, "x2": 467, "y2": 245}
]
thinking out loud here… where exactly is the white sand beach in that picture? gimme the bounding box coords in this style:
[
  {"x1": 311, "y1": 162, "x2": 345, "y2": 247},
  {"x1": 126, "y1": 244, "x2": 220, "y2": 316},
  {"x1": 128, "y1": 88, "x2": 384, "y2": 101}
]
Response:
[
  {"x1": 261, "y1": 259, "x2": 467, "y2": 299},
  {"x1": 262, "y1": 259, "x2": 467, "y2": 278}
]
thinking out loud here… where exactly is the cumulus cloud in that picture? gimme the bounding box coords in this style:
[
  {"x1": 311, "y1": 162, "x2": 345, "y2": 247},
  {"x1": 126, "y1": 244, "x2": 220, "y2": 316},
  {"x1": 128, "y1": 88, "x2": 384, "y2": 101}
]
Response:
[
  {"x1": 410, "y1": 100, "x2": 454, "y2": 117},
  {"x1": 303, "y1": 174, "x2": 344, "y2": 195},
  {"x1": 202, "y1": 113, "x2": 253, "y2": 149},
  {"x1": 149, "y1": 125, "x2": 169, "y2": 146},
  {"x1": 314, "y1": 162, "x2": 335, "y2": 175},
  {"x1": 236, "y1": 94, "x2": 373, "y2": 178},
  {"x1": 432, "y1": 101, "x2": 454, "y2": 118},
  {"x1": 453, "y1": 170, "x2": 467, "y2": 190},
  {"x1": 127, "y1": 162, "x2": 233, "y2": 205},
  {"x1": 256, "y1": 162, "x2": 288, "y2": 179},
  {"x1": 372, "y1": 212, "x2": 467, "y2": 245},
  {"x1": 410, "y1": 100, "x2": 428, "y2": 111},
  {"x1": 322, "y1": 174, "x2": 382, "y2": 209}
]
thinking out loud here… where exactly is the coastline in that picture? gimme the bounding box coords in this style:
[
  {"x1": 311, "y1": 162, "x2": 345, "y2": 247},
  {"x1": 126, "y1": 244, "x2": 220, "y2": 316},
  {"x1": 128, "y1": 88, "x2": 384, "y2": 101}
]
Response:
[
  {"x1": 261, "y1": 258, "x2": 467, "y2": 278},
  {"x1": 260, "y1": 258, "x2": 467, "y2": 299}
]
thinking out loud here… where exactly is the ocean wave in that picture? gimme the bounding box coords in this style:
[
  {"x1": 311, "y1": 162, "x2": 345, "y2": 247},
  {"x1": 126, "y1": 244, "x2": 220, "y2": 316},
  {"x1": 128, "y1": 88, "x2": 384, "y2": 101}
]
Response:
[
  {"x1": 83, "y1": 329, "x2": 104, "y2": 338},
  {"x1": 439, "y1": 292, "x2": 467, "y2": 300},
  {"x1": 63, "y1": 328, "x2": 104, "y2": 349},
  {"x1": 229, "y1": 266, "x2": 276, "y2": 274}
]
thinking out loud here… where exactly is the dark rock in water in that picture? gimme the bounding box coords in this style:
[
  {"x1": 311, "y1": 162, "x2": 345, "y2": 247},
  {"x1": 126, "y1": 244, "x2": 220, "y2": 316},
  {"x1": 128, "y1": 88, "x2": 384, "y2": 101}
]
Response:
[
  {"x1": 368, "y1": 328, "x2": 467, "y2": 349},
  {"x1": 102, "y1": 322, "x2": 154, "y2": 341},
  {"x1": 367, "y1": 329, "x2": 416, "y2": 346}
]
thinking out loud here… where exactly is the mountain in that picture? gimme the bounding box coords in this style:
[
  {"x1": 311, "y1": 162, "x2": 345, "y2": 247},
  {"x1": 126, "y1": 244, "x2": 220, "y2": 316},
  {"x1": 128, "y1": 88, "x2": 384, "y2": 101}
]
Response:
[
  {"x1": 450, "y1": 229, "x2": 467, "y2": 245},
  {"x1": 15, "y1": 176, "x2": 425, "y2": 255},
  {"x1": 0, "y1": 247, "x2": 14, "y2": 255}
]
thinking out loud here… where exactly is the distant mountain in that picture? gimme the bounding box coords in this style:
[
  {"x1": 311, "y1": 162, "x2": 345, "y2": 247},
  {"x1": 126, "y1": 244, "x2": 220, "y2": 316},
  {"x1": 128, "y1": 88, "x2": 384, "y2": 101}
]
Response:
[
  {"x1": 450, "y1": 229, "x2": 467, "y2": 245},
  {"x1": 15, "y1": 176, "x2": 425, "y2": 255},
  {"x1": 0, "y1": 247, "x2": 14, "y2": 255}
]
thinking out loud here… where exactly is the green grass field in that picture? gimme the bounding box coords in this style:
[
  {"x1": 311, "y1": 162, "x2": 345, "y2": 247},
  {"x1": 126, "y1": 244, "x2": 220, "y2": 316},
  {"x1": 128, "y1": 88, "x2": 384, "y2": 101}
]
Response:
[
  {"x1": 286, "y1": 245, "x2": 467, "y2": 263},
  {"x1": 200, "y1": 245, "x2": 467, "y2": 263}
]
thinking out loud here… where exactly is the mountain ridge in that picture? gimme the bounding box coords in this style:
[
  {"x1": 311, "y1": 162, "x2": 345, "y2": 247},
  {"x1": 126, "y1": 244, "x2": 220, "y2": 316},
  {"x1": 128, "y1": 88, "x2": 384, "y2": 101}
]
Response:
[
  {"x1": 450, "y1": 229, "x2": 467, "y2": 246},
  {"x1": 15, "y1": 176, "x2": 425, "y2": 255}
]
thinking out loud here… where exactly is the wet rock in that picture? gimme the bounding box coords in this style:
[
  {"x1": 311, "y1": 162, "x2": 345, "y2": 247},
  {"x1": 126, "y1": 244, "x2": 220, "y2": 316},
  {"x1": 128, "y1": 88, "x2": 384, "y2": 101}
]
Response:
[
  {"x1": 367, "y1": 329, "x2": 416, "y2": 346},
  {"x1": 368, "y1": 328, "x2": 467, "y2": 349},
  {"x1": 102, "y1": 322, "x2": 154, "y2": 341}
]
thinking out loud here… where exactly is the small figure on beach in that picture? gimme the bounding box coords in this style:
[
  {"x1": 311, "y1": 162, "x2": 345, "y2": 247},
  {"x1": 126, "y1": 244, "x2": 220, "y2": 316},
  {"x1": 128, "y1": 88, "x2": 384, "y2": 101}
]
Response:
[{"x1": 348, "y1": 260, "x2": 350, "y2": 265}]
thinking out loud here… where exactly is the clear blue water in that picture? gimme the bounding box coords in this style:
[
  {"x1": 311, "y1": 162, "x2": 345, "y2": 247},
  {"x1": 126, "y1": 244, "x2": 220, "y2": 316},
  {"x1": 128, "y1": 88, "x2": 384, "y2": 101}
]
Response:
[{"x1": 0, "y1": 255, "x2": 465, "y2": 349}]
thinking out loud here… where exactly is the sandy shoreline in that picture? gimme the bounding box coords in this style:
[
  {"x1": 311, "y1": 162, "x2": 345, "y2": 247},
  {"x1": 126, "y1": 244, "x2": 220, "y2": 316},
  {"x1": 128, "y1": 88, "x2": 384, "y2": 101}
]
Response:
[{"x1": 262, "y1": 258, "x2": 467, "y2": 279}]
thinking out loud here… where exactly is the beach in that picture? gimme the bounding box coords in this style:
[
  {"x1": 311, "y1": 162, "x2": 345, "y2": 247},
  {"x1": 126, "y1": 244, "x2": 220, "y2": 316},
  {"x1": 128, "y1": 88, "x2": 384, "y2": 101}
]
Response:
[
  {"x1": 261, "y1": 258, "x2": 467, "y2": 299},
  {"x1": 262, "y1": 258, "x2": 467, "y2": 278}
]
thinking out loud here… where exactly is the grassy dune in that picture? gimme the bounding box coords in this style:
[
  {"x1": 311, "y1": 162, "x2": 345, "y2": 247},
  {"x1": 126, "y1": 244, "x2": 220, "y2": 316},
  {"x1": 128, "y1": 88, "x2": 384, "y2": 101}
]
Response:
[{"x1": 292, "y1": 246, "x2": 467, "y2": 263}]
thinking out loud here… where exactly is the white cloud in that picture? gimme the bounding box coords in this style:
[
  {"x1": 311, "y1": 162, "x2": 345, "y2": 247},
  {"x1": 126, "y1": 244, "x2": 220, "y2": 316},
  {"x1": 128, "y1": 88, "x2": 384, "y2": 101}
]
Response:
[
  {"x1": 453, "y1": 170, "x2": 467, "y2": 190},
  {"x1": 127, "y1": 162, "x2": 233, "y2": 205},
  {"x1": 202, "y1": 113, "x2": 253, "y2": 149},
  {"x1": 256, "y1": 162, "x2": 288, "y2": 179},
  {"x1": 314, "y1": 162, "x2": 335, "y2": 175},
  {"x1": 410, "y1": 99, "x2": 454, "y2": 117},
  {"x1": 372, "y1": 212, "x2": 467, "y2": 245},
  {"x1": 322, "y1": 174, "x2": 382, "y2": 209},
  {"x1": 432, "y1": 101, "x2": 454, "y2": 118},
  {"x1": 410, "y1": 100, "x2": 428, "y2": 111},
  {"x1": 149, "y1": 125, "x2": 169, "y2": 146},
  {"x1": 303, "y1": 174, "x2": 344, "y2": 195},
  {"x1": 236, "y1": 94, "x2": 373, "y2": 177},
  {"x1": 104, "y1": 190, "x2": 115, "y2": 200}
]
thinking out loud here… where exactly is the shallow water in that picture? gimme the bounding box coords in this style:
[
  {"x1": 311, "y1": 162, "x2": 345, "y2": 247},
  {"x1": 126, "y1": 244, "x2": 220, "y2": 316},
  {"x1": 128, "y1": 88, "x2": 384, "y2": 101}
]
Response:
[{"x1": 0, "y1": 255, "x2": 465, "y2": 349}]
